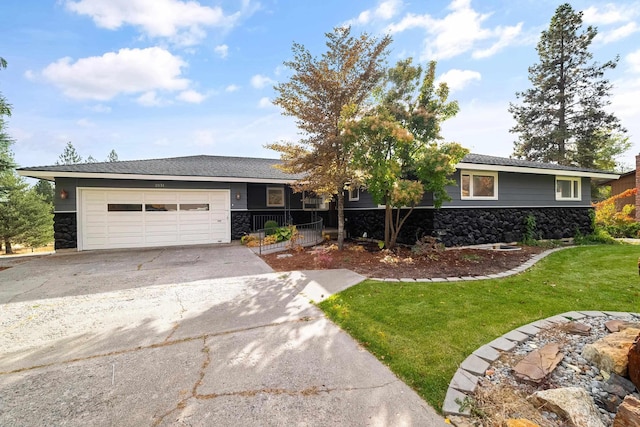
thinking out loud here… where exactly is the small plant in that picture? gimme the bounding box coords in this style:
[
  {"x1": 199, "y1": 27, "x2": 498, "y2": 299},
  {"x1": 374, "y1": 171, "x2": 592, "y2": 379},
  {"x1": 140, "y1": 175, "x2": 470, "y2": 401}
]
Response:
[
  {"x1": 314, "y1": 251, "x2": 333, "y2": 268},
  {"x1": 411, "y1": 235, "x2": 444, "y2": 256},
  {"x1": 573, "y1": 227, "x2": 618, "y2": 245},
  {"x1": 263, "y1": 220, "x2": 279, "y2": 236},
  {"x1": 240, "y1": 234, "x2": 258, "y2": 246},
  {"x1": 521, "y1": 214, "x2": 538, "y2": 245}
]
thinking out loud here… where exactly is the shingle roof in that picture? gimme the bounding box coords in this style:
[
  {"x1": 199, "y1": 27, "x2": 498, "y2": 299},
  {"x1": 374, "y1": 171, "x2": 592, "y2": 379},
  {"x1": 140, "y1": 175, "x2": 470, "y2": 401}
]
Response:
[
  {"x1": 461, "y1": 153, "x2": 614, "y2": 174},
  {"x1": 19, "y1": 155, "x2": 303, "y2": 181}
]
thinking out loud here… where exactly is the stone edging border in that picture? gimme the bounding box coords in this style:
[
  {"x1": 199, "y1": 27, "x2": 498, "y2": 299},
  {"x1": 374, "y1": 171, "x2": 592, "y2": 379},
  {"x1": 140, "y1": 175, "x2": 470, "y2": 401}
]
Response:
[
  {"x1": 370, "y1": 246, "x2": 569, "y2": 283},
  {"x1": 442, "y1": 310, "x2": 640, "y2": 417}
]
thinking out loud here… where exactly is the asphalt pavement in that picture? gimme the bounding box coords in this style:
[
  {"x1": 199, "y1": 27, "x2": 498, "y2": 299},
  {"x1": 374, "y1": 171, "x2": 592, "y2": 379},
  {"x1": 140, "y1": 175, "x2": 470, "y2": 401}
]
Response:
[{"x1": 0, "y1": 245, "x2": 447, "y2": 426}]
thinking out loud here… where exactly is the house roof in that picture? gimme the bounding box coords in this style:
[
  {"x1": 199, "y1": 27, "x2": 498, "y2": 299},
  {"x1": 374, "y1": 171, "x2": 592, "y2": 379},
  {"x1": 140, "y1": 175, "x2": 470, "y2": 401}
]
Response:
[
  {"x1": 18, "y1": 155, "x2": 303, "y2": 183},
  {"x1": 18, "y1": 152, "x2": 619, "y2": 182}
]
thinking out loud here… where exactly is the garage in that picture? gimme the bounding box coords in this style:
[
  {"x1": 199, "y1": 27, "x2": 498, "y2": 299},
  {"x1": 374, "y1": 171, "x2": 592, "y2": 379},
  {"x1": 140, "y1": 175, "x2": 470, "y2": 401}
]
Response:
[{"x1": 79, "y1": 189, "x2": 230, "y2": 250}]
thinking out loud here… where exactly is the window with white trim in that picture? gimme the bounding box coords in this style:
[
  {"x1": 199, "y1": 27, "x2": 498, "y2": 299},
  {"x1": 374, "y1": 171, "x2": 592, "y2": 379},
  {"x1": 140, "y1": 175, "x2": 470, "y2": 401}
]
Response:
[
  {"x1": 348, "y1": 187, "x2": 359, "y2": 201},
  {"x1": 556, "y1": 177, "x2": 581, "y2": 201},
  {"x1": 461, "y1": 171, "x2": 498, "y2": 200},
  {"x1": 266, "y1": 187, "x2": 285, "y2": 207}
]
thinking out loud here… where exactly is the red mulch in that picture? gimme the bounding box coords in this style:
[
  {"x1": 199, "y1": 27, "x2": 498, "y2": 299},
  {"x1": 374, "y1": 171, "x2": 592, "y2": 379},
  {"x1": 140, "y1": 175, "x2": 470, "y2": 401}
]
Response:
[{"x1": 260, "y1": 241, "x2": 547, "y2": 279}]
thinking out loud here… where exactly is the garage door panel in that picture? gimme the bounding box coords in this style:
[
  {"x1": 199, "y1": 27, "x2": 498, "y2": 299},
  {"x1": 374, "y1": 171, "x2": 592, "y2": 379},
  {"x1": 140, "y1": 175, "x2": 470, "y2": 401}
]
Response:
[{"x1": 81, "y1": 189, "x2": 230, "y2": 250}]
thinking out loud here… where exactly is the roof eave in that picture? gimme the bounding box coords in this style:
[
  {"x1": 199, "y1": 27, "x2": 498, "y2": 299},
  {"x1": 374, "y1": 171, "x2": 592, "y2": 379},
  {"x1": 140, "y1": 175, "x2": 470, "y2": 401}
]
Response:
[
  {"x1": 17, "y1": 170, "x2": 298, "y2": 184},
  {"x1": 456, "y1": 162, "x2": 619, "y2": 180}
]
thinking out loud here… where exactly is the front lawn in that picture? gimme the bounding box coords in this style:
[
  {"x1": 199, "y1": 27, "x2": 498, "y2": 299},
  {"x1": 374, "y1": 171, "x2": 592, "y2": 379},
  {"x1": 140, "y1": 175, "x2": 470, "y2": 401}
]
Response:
[{"x1": 318, "y1": 245, "x2": 640, "y2": 412}]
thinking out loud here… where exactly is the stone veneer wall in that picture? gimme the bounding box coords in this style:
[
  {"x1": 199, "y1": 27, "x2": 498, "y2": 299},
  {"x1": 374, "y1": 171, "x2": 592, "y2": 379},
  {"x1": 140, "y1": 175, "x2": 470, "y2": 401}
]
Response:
[
  {"x1": 54, "y1": 212, "x2": 77, "y2": 249},
  {"x1": 231, "y1": 211, "x2": 251, "y2": 239},
  {"x1": 345, "y1": 207, "x2": 593, "y2": 247}
]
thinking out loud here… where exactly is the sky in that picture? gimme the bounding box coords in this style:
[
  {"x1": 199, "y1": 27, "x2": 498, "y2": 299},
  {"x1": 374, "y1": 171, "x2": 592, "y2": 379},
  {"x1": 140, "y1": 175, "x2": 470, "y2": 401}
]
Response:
[{"x1": 2, "y1": 0, "x2": 640, "y2": 172}]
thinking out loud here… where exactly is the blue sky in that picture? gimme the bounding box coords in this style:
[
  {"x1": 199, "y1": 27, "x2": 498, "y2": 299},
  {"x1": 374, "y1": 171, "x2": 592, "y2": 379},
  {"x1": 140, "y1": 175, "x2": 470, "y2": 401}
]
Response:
[{"x1": 2, "y1": 0, "x2": 640, "y2": 171}]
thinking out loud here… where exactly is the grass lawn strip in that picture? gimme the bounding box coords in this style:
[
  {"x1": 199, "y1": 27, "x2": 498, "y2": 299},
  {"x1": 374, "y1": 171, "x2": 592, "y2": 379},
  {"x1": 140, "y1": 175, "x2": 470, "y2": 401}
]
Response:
[{"x1": 318, "y1": 245, "x2": 640, "y2": 412}]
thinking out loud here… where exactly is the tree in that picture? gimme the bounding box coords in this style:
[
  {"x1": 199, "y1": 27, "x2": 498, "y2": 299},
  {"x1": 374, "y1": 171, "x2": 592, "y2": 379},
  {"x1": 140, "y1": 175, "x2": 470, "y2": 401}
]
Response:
[
  {"x1": 56, "y1": 141, "x2": 83, "y2": 165},
  {"x1": 33, "y1": 179, "x2": 54, "y2": 205},
  {"x1": 107, "y1": 149, "x2": 119, "y2": 162},
  {"x1": 0, "y1": 117, "x2": 15, "y2": 175},
  {"x1": 0, "y1": 57, "x2": 11, "y2": 117},
  {"x1": 0, "y1": 171, "x2": 53, "y2": 254},
  {"x1": 267, "y1": 26, "x2": 392, "y2": 249},
  {"x1": 510, "y1": 3, "x2": 627, "y2": 169},
  {"x1": 343, "y1": 59, "x2": 468, "y2": 249},
  {"x1": 86, "y1": 155, "x2": 97, "y2": 163}
]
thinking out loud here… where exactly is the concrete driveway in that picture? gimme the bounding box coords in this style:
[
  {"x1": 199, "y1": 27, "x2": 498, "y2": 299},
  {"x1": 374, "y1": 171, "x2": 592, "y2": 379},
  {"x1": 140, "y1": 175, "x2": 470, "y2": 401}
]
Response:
[{"x1": 0, "y1": 245, "x2": 447, "y2": 426}]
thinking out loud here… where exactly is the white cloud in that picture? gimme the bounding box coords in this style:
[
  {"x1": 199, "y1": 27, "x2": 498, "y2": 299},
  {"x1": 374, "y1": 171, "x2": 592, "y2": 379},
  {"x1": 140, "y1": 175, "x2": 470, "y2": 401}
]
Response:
[
  {"x1": 628, "y1": 49, "x2": 640, "y2": 73},
  {"x1": 214, "y1": 44, "x2": 229, "y2": 59},
  {"x1": 437, "y1": 69, "x2": 481, "y2": 92},
  {"x1": 136, "y1": 91, "x2": 164, "y2": 106},
  {"x1": 24, "y1": 70, "x2": 35, "y2": 80},
  {"x1": 41, "y1": 47, "x2": 190, "y2": 101},
  {"x1": 225, "y1": 84, "x2": 240, "y2": 92},
  {"x1": 582, "y1": 4, "x2": 638, "y2": 25},
  {"x1": 595, "y1": 22, "x2": 639, "y2": 44},
  {"x1": 65, "y1": 0, "x2": 246, "y2": 46},
  {"x1": 250, "y1": 74, "x2": 275, "y2": 89},
  {"x1": 177, "y1": 89, "x2": 206, "y2": 103},
  {"x1": 347, "y1": 0, "x2": 402, "y2": 25},
  {"x1": 257, "y1": 97, "x2": 272, "y2": 108},
  {"x1": 385, "y1": 0, "x2": 523, "y2": 60},
  {"x1": 88, "y1": 104, "x2": 112, "y2": 113},
  {"x1": 76, "y1": 118, "x2": 95, "y2": 127},
  {"x1": 192, "y1": 129, "x2": 216, "y2": 146}
]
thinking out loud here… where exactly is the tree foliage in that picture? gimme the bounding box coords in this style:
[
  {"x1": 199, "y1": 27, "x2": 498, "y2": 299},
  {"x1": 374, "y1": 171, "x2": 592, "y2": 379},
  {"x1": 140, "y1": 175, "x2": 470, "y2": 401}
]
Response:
[
  {"x1": 267, "y1": 26, "x2": 392, "y2": 249},
  {"x1": 57, "y1": 141, "x2": 83, "y2": 165},
  {"x1": 33, "y1": 179, "x2": 55, "y2": 205},
  {"x1": 0, "y1": 57, "x2": 11, "y2": 118},
  {"x1": 343, "y1": 59, "x2": 468, "y2": 248},
  {"x1": 510, "y1": 3, "x2": 627, "y2": 170},
  {"x1": 107, "y1": 149, "x2": 119, "y2": 162}
]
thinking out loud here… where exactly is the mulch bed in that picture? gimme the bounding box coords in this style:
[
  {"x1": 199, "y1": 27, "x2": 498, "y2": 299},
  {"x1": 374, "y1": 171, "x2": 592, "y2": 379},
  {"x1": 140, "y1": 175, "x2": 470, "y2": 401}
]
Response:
[{"x1": 260, "y1": 241, "x2": 547, "y2": 279}]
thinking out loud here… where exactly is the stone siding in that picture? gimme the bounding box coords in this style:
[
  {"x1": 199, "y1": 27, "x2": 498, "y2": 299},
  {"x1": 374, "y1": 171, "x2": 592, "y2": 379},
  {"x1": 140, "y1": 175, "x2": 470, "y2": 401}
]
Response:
[
  {"x1": 231, "y1": 211, "x2": 251, "y2": 239},
  {"x1": 54, "y1": 212, "x2": 77, "y2": 249},
  {"x1": 345, "y1": 207, "x2": 593, "y2": 247}
]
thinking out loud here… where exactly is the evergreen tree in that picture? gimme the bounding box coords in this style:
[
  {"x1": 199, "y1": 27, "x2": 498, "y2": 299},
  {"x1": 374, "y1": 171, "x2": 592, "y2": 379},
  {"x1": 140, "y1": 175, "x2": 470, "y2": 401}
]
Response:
[
  {"x1": 106, "y1": 149, "x2": 119, "y2": 162},
  {"x1": 33, "y1": 180, "x2": 54, "y2": 205},
  {"x1": 56, "y1": 141, "x2": 83, "y2": 165},
  {"x1": 510, "y1": 3, "x2": 627, "y2": 169},
  {"x1": 0, "y1": 57, "x2": 11, "y2": 117},
  {"x1": 267, "y1": 26, "x2": 392, "y2": 249}
]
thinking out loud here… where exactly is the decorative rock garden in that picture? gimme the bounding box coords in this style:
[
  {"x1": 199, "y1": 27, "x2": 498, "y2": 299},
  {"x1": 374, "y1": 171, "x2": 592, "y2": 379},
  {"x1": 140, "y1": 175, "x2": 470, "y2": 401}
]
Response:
[{"x1": 444, "y1": 311, "x2": 640, "y2": 427}]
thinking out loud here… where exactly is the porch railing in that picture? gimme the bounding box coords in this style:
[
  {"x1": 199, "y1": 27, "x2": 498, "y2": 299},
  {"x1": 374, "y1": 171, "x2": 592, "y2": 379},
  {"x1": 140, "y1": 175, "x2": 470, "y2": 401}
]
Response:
[
  {"x1": 252, "y1": 214, "x2": 287, "y2": 231},
  {"x1": 255, "y1": 218, "x2": 324, "y2": 255}
]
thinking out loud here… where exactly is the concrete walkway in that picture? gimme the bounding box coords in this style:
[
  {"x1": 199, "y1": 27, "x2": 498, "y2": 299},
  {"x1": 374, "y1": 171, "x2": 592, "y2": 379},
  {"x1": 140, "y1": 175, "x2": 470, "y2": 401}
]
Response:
[{"x1": 0, "y1": 249, "x2": 448, "y2": 426}]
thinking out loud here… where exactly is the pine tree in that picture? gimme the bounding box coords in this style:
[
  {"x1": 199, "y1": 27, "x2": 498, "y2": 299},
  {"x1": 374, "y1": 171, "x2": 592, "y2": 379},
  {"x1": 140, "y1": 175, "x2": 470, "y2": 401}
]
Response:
[
  {"x1": 106, "y1": 149, "x2": 119, "y2": 162},
  {"x1": 510, "y1": 3, "x2": 627, "y2": 169},
  {"x1": 267, "y1": 26, "x2": 392, "y2": 249},
  {"x1": 0, "y1": 57, "x2": 10, "y2": 117},
  {"x1": 56, "y1": 141, "x2": 83, "y2": 165}
]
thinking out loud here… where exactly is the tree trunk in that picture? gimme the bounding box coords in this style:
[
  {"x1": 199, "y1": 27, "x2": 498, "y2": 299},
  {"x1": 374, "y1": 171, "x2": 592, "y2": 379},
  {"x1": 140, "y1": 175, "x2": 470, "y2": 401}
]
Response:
[
  {"x1": 337, "y1": 191, "x2": 345, "y2": 250},
  {"x1": 384, "y1": 203, "x2": 392, "y2": 248},
  {"x1": 4, "y1": 239, "x2": 12, "y2": 255}
]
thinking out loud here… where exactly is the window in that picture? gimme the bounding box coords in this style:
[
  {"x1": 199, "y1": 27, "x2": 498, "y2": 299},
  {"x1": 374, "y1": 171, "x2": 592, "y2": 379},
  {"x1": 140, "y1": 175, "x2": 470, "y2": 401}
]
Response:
[
  {"x1": 556, "y1": 177, "x2": 581, "y2": 201},
  {"x1": 348, "y1": 187, "x2": 359, "y2": 201},
  {"x1": 108, "y1": 204, "x2": 142, "y2": 212},
  {"x1": 145, "y1": 204, "x2": 177, "y2": 211},
  {"x1": 266, "y1": 187, "x2": 285, "y2": 207},
  {"x1": 461, "y1": 171, "x2": 498, "y2": 200},
  {"x1": 180, "y1": 204, "x2": 209, "y2": 211}
]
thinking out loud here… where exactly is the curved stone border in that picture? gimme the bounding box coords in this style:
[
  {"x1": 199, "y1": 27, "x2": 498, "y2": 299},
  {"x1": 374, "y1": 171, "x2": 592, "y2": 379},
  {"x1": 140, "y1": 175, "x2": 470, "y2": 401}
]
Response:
[
  {"x1": 371, "y1": 246, "x2": 569, "y2": 282},
  {"x1": 442, "y1": 310, "x2": 640, "y2": 417}
]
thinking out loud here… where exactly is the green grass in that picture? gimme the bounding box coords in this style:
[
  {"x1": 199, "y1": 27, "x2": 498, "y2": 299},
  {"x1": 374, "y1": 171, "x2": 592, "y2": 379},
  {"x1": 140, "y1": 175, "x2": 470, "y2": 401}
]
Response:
[{"x1": 318, "y1": 245, "x2": 640, "y2": 412}]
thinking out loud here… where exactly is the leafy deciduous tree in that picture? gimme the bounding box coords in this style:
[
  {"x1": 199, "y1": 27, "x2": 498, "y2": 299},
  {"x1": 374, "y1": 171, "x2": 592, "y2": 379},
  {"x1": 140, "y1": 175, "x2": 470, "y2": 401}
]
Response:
[
  {"x1": 267, "y1": 26, "x2": 392, "y2": 249},
  {"x1": 343, "y1": 59, "x2": 468, "y2": 248},
  {"x1": 510, "y1": 3, "x2": 627, "y2": 170}
]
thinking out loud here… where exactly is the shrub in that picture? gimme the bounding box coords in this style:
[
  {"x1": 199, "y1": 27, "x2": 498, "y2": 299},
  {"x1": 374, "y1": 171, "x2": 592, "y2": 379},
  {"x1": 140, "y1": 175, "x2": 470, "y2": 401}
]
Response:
[
  {"x1": 592, "y1": 188, "x2": 638, "y2": 237},
  {"x1": 263, "y1": 220, "x2": 279, "y2": 236},
  {"x1": 411, "y1": 236, "x2": 444, "y2": 256},
  {"x1": 573, "y1": 227, "x2": 618, "y2": 245}
]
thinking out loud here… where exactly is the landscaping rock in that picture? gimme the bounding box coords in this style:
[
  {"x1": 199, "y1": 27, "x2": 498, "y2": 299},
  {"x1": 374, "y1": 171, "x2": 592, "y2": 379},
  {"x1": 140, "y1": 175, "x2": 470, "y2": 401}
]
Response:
[
  {"x1": 564, "y1": 321, "x2": 592, "y2": 336},
  {"x1": 582, "y1": 328, "x2": 640, "y2": 376},
  {"x1": 504, "y1": 419, "x2": 541, "y2": 427},
  {"x1": 628, "y1": 332, "x2": 640, "y2": 390},
  {"x1": 605, "y1": 320, "x2": 640, "y2": 333},
  {"x1": 528, "y1": 387, "x2": 605, "y2": 427},
  {"x1": 513, "y1": 343, "x2": 563, "y2": 383},
  {"x1": 613, "y1": 395, "x2": 640, "y2": 427}
]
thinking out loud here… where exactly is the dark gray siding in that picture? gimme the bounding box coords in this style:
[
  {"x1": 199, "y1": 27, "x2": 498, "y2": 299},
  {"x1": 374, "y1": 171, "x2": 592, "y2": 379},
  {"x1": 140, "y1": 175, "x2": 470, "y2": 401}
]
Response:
[
  {"x1": 443, "y1": 171, "x2": 591, "y2": 207},
  {"x1": 54, "y1": 178, "x2": 246, "y2": 212},
  {"x1": 247, "y1": 183, "x2": 304, "y2": 210},
  {"x1": 344, "y1": 189, "x2": 434, "y2": 209}
]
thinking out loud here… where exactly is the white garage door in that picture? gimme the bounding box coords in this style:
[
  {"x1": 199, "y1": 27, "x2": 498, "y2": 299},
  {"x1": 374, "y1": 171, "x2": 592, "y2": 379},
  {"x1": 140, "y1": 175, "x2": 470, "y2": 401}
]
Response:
[{"x1": 80, "y1": 189, "x2": 230, "y2": 250}]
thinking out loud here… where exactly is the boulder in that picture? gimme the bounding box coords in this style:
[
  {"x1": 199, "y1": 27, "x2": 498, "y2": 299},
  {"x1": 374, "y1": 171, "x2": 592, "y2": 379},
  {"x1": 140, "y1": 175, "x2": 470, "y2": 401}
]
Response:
[
  {"x1": 613, "y1": 395, "x2": 640, "y2": 427},
  {"x1": 628, "y1": 332, "x2": 640, "y2": 390},
  {"x1": 582, "y1": 328, "x2": 640, "y2": 376},
  {"x1": 528, "y1": 387, "x2": 605, "y2": 427},
  {"x1": 513, "y1": 343, "x2": 563, "y2": 383},
  {"x1": 504, "y1": 419, "x2": 541, "y2": 427},
  {"x1": 563, "y1": 321, "x2": 592, "y2": 336},
  {"x1": 605, "y1": 320, "x2": 640, "y2": 333}
]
